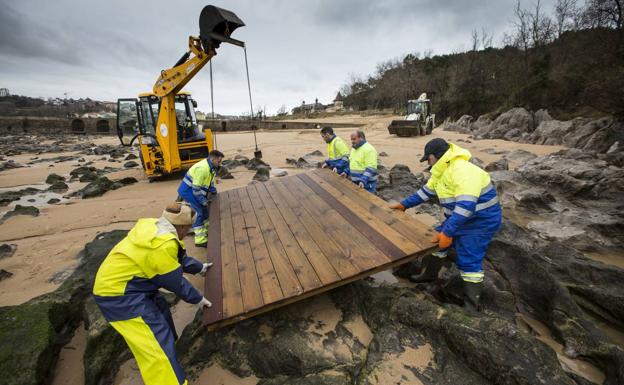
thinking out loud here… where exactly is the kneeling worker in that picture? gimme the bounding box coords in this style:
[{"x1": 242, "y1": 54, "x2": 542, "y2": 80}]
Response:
[
  {"x1": 390, "y1": 138, "x2": 502, "y2": 311},
  {"x1": 93, "y1": 203, "x2": 212, "y2": 385},
  {"x1": 178, "y1": 150, "x2": 224, "y2": 247},
  {"x1": 320, "y1": 126, "x2": 349, "y2": 174}
]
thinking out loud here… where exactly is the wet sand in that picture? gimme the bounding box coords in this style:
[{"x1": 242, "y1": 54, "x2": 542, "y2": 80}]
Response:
[{"x1": 1, "y1": 115, "x2": 608, "y2": 384}]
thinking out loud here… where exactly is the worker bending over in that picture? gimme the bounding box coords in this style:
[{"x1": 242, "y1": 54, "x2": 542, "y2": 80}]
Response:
[
  {"x1": 342, "y1": 129, "x2": 378, "y2": 192},
  {"x1": 390, "y1": 138, "x2": 501, "y2": 311},
  {"x1": 320, "y1": 126, "x2": 349, "y2": 174},
  {"x1": 177, "y1": 150, "x2": 224, "y2": 247},
  {"x1": 93, "y1": 203, "x2": 213, "y2": 385}
]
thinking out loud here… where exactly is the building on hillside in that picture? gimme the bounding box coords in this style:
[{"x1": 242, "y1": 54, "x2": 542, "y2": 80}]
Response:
[
  {"x1": 291, "y1": 98, "x2": 326, "y2": 115},
  {"x1": 0, "y1": 88, "x2": 9, "y2": 97},
  {"x1": 325, "y1": 91, "x2": 345, "y2": 113}
]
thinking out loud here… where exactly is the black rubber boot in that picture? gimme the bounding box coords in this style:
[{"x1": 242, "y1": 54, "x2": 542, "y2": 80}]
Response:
[
  {"x1": 463, "y1": 281, "x2": 483, "y2": 312},
  {"x1": 409, "y1": 254, "x2": 444, "y2": 283}
]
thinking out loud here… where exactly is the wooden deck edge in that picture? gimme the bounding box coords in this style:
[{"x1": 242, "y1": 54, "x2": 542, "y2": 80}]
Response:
[
  {"x1": 203, "y1": 195, "x2": 224, "y2": 325},
  {"x1": 203, "y1": 246, "x2": 435, "y2": 331}
]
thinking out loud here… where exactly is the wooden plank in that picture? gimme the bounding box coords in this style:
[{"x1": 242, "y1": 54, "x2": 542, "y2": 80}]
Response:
[
  {"x1": 270, "y1": 179, "x2": 360, "y2": 278},
  {"x1": 246, "y1": 184, "x2": 304, "y2": 298},
  {"x1": 252, "y1": 183, "x2": 323, "y2": 291},
  {"x1": 263, "y1": 182, "x2": 341, "y2": 285},
  {"x1": 281, "y1": 176, "x2": 388, "y2": 270},
  {"x1": 298, "y1": 173, "x2": 406, "y2": 261},
  {"x1": 206, "y1": 241, "x2": 434, "y2": 331},
  {"x1": 313, "y1": 169, "x2": 437, "y2": 248},
  {"x1": 229, "y1": 189, "x2": 265, "y2": 312},
  {"x1": 307, "y1": 172, "x2": 421, "y2": 255},
  {"x1": 219, "y1": 191, "x2": 244, "y2": 318},
  {"x1": 203, "y1": 194, "x2": 223, "y2": 324},
  {"x1": 237, "y1": 187, "x2": 284, "y2": 304}
]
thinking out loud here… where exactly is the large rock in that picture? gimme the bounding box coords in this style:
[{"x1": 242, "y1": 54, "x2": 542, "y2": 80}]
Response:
[
  {"x1": 443, "y1": 114, "x2": 474, "y2": 134},
  {"x1": 1, "y1": 205, "x2": 39, "y2": 223},
  {"x1": 253, "y1": 166, "x2": 271, "y2": 182},
  {"x1": 376, "y1": 164, "x2": 424, "y2": 202},
  {"x1": 476, "y1": 108, "x2": 534, "y2": 140},
  {"x1": 0, "y1": 244, "x2": 16, "y2": 260},
  {"x1": 0, "y1": 230, "x2": 128, "y2": 385},
  {"x1": 45, "y1": 173, "x2": 66, "y2": 185},
  {"x1": 246, "y1": 158, "x2": 270, "y2": 171},
  {"x1": 70, "y1": 176, "x2": 136, "y2": 199},
  {"x1": 485, "y1": 158, "x2": 509, "y2": 171},
  {"x1": 0, "y1": 187, "x2": 41, "y2": 206}
]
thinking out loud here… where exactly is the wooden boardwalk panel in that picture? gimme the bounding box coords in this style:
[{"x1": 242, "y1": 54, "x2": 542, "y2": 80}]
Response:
[{"x1": 203, "y1": 169, "x2": 436, "y2": 329}]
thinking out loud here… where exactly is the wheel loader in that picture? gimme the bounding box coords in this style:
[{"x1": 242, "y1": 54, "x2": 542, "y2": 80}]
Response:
[{"x1": 388, "y1": 93, "x2": 435, "y2": 137}]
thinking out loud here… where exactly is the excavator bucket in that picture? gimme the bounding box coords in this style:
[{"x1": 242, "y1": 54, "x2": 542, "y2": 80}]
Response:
[{"x1": 199, "y1": 5, "x2": 245, "y2": 51}]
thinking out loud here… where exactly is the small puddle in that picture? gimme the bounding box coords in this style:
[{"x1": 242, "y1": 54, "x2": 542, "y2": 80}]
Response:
[
  {"x1": 584, "y1": 249, "x2": 624, "y2": 270},
  {"x1": 515, "y1": 313, "x2": 605, "y2": 384},
  {"x1": 51, "y1": 322, "x2": 87, "y2": 385}
]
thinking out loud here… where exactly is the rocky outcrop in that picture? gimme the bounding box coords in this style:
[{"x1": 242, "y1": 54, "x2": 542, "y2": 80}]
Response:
[
  {"x1": 0, "y1": 230, "x2": 128, "y2": 385},
  {"x1": 1, "y1": 205, "x2": 39, "y2": 224},
  {"x1": 70, "y1": 176, "x2": 138, "y2": 199},
  {"x1": 443, "y1": 109, "x2": 624, "y2": 157}
]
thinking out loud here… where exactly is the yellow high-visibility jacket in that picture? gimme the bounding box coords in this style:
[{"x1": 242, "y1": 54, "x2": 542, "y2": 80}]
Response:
[
  {"x1": 348, "y1": 141, "x2": 378, "y2": 188},
  {"x1": 93, "y1": 217, "x2": 203, "y2": 321}
]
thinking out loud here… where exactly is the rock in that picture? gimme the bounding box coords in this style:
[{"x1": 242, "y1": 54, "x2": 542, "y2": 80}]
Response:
[
  {"x1": 72, "y1": 176, "x2": 119, "y2": 199},
  {"x1": 0, "y1": 230, "x2": 129, "y2": 385},
  {"x1": 217, "y1": 166, "x2": 234, "y2": 179},
  {"x1": 0, "y1": 160, "x2": 25, "y2": 172},
  {"x1": 443, "y1": 115, "x2": 474, "y2": 134},
  {"x1": 116, "y1": 177, "x2": 138, "y2": 186},
  {"x1": 305, "y1": 150, "x2": 323, "y2": 157},
  {"x1": 0, "y1": 244, "x2": 16, "y2": 260},
  {"x1": 246, "y1": 158, "x2": 270, "y2": 171},
  {"x1": 470, "y1": 157, "x2": 485, "y2": 168},
  {"x1": 222, "y1": 159, "x2": 243, "y2": 169},
  {"x1": 123, "y1": 161, "x2": 139, "y2": 168},
  {"x1": 533, "y1": 109, "x2": 553, "y2": 127},
  {"x1": 379, "y1": 151, "x2": 388, "y2": 157},
  {"x1": 234, "y1": 155, "x2": 250, "y2": 164},
  {"x1": 45, "y1": 173, "x2": 66, "y2": 185},
  {"x1": 70, "y1": 166, "x2": 99, "y2": 181},
  {"x1": 504, "y1": 149, "x2": 537, "y2": 165},
  {"x1": 253, "y1": 166, "x2": 270, "y2": 182},
  {"x1": 0, "y1": 269, "x2": 13, "y2": 282},
  {"x1": 1, "y1": 205, "x2": 39, "y2": 223},
  {"x1": 124, "y1": 153, "x2": 138, "y2": 160},
  {"x1": 376, "y1": 164, "x2": 425, "y2": 202},
  {"x1": 513, "y1": 187, "x2": 556, "y2": 211},
  {"x1": 47, "y1": 198, "x2": 61, "y2": 204},
  {"x1": 0, "y1": 187, "x2": 40, "y2": 206},
  {"x1": 485, "y1": 158, "x2": 509, "y2": 171},
  {"x1": 47, "y1": 181, "x2": 69, "y2": 192},
  {"x1": 271, "y1": 168, "x2": 288, "y2": 177}
]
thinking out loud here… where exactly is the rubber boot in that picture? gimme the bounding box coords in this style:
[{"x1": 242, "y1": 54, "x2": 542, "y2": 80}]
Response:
[
  {"x1": 409, "y1": 254, "x2": 444, "y2": 283},
  {"x1": 463, "y1": 281, "x2": 483, "y2": 312}
]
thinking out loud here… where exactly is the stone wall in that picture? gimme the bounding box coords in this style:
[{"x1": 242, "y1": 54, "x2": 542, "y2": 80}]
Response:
[
  {"x1": 198, "y1": 119, "x2": 364, "y2": 132},
  {"x1": 0, "y1": 117, "x2": 116, "y2": 135}
]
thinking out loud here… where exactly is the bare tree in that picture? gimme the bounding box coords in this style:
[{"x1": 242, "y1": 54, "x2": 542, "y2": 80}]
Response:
[{"x1": 555, "y1": 0, "x2": 579, "y2": 36}]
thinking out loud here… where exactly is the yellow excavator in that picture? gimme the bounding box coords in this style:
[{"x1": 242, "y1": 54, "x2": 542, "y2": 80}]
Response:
[{"x1": 116, "y1": 5, "x2": 245, "y2": 177}]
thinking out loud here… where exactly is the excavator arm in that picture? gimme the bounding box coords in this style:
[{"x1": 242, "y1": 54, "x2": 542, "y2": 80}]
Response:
[{"x1": 149, "y1": 5, "x2": 245, "y2": 174}]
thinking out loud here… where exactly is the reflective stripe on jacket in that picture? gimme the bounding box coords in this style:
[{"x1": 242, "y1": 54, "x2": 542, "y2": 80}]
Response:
[
  {"x1": 93, "y1": 217, "x2": 203, "y2": 321},
  {"x1": 177, "y1": 158, "x2": 217, "y2": 206},
  {"x1": 348, "y1": 141, "x2": 378, "y2": 185},
  {"x1": 401, "y1": 142, "x2": 501, "y2": 236}
]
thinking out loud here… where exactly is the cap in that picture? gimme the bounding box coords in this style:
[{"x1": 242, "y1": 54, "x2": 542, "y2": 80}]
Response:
[
  {"x1": 420, "y1": 138, "x2": 449, "y2": 162},
  {"x1": 162, "y1": 202, "x2": 196, "y2": 226}
]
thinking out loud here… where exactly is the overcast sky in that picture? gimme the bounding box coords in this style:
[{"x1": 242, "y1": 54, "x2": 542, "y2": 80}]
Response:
[{"x1": 0, "y1": 0, "x2": 557, "y2": 115}]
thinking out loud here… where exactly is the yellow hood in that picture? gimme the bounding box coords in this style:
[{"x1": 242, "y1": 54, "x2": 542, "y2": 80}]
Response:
[
  {"x1": 430, "y1": 142, "x2": 472, "y2": 178},
  {"x1": 126, "y1": 218, "x2": 177, "y2": 250}
]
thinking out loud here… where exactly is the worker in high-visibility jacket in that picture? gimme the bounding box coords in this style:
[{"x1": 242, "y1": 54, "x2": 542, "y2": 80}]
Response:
[
  {"x1": 93, "y1": 203, "x2": 213, "y2": 385},
  {"x1": 390, "y1": 138, "x2": 502, "y2": 311},
  {"x1": 177, "y1": 150, "x2": 224, "y2": 247},
  {"x1": 342, "y1": 130, "x2": 378, "y2": 192},
  {"x1": 320, "y1": 126, "x2": 349, "y2": 174}
]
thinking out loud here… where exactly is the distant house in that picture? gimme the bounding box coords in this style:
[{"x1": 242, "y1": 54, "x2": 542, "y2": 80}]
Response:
[
  {"x1": 0, "y1": 88, "x2": 9, "y2": 97},
  {"x1": 291, "y1": 98, "x2": 326, "y2": 115},
  {"x1": 325, "y1": 92, "x2": 345, "y2": 113}
]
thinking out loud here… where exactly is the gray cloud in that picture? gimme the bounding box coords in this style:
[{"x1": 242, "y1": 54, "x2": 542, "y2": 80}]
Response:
[{"x1": 0, "y1": 0, "x2": 557, "y2": 115}]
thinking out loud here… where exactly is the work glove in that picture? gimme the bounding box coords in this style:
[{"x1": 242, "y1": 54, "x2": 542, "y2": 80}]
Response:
[
  {"x1": 200, "y1": 262, "x2": 213, "y2": 276},
  {"x1": 358, "y1": 182, "x2": 365, "y2": 189},
  {"x1": 431, "y1": 232, "x2": 453, "y2": 249},
  {"x1": 199, "y1": 297, "x2": 212, "y2": 308},
  {"x1": 389, "y1": 202, "x2": 406, "y2": 211}
]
